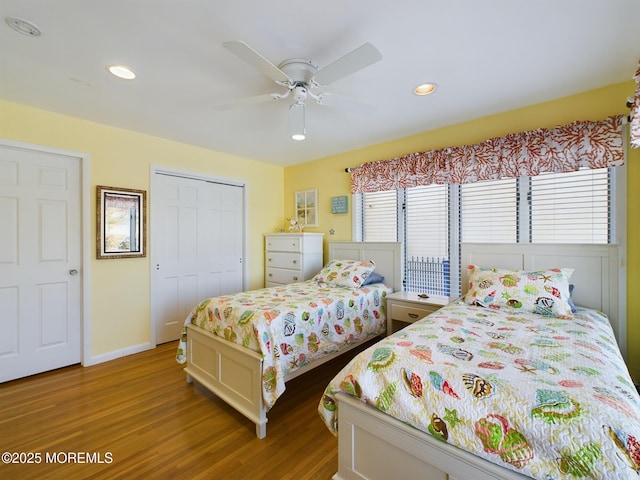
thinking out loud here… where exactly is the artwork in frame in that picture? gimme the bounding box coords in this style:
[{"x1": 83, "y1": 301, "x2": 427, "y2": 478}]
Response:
[
  {"x1": 96, "y1": 185, "x2": 146, "y2": 259},
  {"x1": 295, "y1": 189, "x2": 318, "y2": 227}
]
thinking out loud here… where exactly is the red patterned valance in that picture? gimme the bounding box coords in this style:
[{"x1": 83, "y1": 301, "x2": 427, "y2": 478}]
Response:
[
  {"x1": 351, "y1": 116, "x2": 625, "y2": 193},
  {"x1": 631, "y1": 60, "x2": 640, "y2": 149}
]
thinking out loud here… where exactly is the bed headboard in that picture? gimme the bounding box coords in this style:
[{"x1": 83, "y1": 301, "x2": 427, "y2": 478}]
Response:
[
  {"x1": 460, "y1": 243, "x2": 626, "y2": 357},
  {"x1": 328, "y1": 242, "x2": 402, "y2": 292}
]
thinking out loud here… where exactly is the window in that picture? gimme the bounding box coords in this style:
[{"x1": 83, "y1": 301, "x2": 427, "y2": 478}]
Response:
[
  {"x1": 355, "y1": 167, "x2": 621, "y2": 297},
  {"x1": 529, "y1": 168, "x2": 610, "y2": 243},
  {"x1": 405, "y1": 185, "x2": 450, "y2": 295},
  {"x1": 460, "y1": 178, "x2": 518, "y2": 243},
  {"x1": 359, "y1": 190, "x2": 398, "y2": 242}
]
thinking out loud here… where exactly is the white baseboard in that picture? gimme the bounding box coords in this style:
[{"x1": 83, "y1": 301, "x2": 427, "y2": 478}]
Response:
[{"x1": 84, "y1": 342, "x2": 153, "y2": 367}]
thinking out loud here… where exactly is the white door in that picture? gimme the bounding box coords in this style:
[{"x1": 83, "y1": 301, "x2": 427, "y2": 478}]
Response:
[
  {"x1": 151, "y1": 171, "x2": 245, "y2": 344},
  {"x1": 0, "y1": 144, "x2": 82, "y2": 382}
]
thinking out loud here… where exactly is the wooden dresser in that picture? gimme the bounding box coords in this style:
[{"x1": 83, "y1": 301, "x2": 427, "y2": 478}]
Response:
[{"x1": 264, "y1": 233, "x2": 324, "y2": 287}]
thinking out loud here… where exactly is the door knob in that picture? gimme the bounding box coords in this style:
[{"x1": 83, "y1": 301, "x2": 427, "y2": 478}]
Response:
[{"x1": 69, "y1": 269, "x2": 79, "y2": 276}]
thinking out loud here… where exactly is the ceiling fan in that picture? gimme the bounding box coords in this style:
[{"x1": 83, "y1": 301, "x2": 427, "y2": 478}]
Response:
[{"x1": 215, "y1": 41, "x2": 383, "y2": 141}]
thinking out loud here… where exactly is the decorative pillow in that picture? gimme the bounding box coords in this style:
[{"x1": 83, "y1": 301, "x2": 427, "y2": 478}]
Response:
[
  {"x1": 313, "y1": 259, "x2": 376, "y2": 289},
  {"x1": 463, "y1": 264, "x2": 574, "y2": 318},
  {"x1": 361, "y1": 272, "x2": 385, "y2": 286}
]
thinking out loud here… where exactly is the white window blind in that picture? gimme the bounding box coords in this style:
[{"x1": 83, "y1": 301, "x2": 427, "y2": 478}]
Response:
[
  {"x1": 361, "y1": 190, "x2": 398, "y2": 242},
  {"x1": 405, "y1": 185, "x2": 448, "y2": 258},
  {"x1": 355, "y1": 166, "x2": 619, "y2": 297},
  {"x1": 405, "y1": 184, "x2": 450, "y2": 295},
  {"x1": 530, "y1": 168, "x2": 609, "y2": 243},
  {"x1": 461, "y1": 178, "x2": 518, "y2": 243}
]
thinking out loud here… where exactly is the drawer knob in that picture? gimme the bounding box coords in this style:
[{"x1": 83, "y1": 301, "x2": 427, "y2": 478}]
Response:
[
  {"x1": 293, "y1": 276, "x2": 299, "y2": 281},
  {"x1": 268, "y1": 273, "x2": 273, "y2": 277},
  {"x1": 268, "y1": 258, "x2": 272, "y2": 262},
  {"x1": 292, "y1": 260, "x2": 298, "y2": 264},
  {"x1": 408, "y1": 313, "x2": 419, "y2": 319}
]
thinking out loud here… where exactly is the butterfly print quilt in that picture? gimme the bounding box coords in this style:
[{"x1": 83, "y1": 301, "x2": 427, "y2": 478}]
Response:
[
  {"x1": 319, "y1": 301, "x2": 640, "y2": 479},
  {"x1": 177, "y1": 280, "x2": 391, "y2": 410}
]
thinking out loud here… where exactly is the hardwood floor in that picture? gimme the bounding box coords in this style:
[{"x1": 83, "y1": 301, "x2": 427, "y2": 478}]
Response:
[{"x1": 0, "y1": 341, "x2": 369, "y2": 480}]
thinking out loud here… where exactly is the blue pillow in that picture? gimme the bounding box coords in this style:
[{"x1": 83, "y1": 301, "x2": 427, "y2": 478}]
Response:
[
  {"x1": 361, "y1": 272, "x2": 384, "y2": 286},
  {"x1": 568, "y1": 284, "x2": 577, "y2": 313}
]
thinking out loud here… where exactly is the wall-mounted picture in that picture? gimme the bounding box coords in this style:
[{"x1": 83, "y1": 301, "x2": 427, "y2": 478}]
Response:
[
  {"x1": 97, "y1": 185, "x2": 146, "y2": 259},
  {"x1": 295, "y1": 189, "x2": 318, "y2": 227}
]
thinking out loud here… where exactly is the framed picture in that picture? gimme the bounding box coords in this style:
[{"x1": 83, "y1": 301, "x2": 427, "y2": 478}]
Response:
[
  {"x1": 295, "y1": 189, "x2": 318, "y2": 227},
  {"x1": 96, "y1": 185, "x2": 146, "y2": 259},
  {"x1": 331, "y1": 195, "x2": 349, "y2": 214}
]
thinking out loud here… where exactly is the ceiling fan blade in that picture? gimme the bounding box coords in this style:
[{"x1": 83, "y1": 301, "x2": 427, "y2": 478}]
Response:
[
  {"x1": 223, "y1": 41, "x2": 291, "y2": 84},
  {"x1": 315, "y1": 92, "x2": 375, "y2": 115},
  {"x1": 311, "y1": 43, "x2": 382, "y2": 87},
  {"x1": 213, "y1": 92, "x2": 288, "y2": 111}
]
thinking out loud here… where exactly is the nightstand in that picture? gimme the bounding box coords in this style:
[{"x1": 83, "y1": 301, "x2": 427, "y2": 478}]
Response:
[{"x1": 386, "y1": 291, "x2": 450, "y2": 335}]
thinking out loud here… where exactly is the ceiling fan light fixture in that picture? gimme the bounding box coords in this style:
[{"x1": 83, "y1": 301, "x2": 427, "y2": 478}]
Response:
[
  {"x1": 107, "y1": 65, "x2": 137, "y2": 80},
  {"x1": 414, "y1": 83, "x2": 437, "y2": 96},
  {"x1": 289, "y1": 102, "x2": 306, "y2": 141}
]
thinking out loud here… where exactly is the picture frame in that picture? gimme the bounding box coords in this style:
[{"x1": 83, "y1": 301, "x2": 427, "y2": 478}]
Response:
[
  {"x1": 331, "y1": 195, "x2": 349, "y2": 214},
  {"x1": 295, "y1": 189, "x2": 318, "y2": 227},
  {"x1": 96, "y1": 185, "x2": 146, "y2": 259}
]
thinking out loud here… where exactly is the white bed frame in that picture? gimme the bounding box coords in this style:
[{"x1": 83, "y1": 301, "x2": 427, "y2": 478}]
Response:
[
  {"x1": 333, "y1": 243, "x2": 624, "y2": 480},
  {"x1": 183, "y1": 241, "x2": 402, "y2": 439}
]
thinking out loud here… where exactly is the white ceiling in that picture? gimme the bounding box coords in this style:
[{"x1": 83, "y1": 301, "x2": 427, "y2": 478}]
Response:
[{"x1": 1, "y1": 1, "x2": 639, "y2": 167}]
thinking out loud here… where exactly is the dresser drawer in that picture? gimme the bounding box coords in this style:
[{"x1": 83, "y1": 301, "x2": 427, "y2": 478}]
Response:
[
  {"x1": 266, "y1": 252, "x2": 303, "y2": 270},
  {"x1": 266, "y1": 267, "x2": 304, "y2": 284},
  {"x1": 389, "y1": 303, "x2": 438, "y2": 323},
  {"x1": 265, "y1": 236, "x2": 301, "y2": 252}
]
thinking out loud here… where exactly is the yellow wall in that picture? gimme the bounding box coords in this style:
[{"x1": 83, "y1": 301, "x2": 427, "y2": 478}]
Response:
[
  {"x1": 284, "y1": 81, "x2": 640, "y2": 381},
  {"x1": 1, "y1": 99, "x2": 284, "y2": 358}
]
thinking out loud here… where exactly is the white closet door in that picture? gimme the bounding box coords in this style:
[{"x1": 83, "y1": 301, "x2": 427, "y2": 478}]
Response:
[
  {"x1": 151, "y1": 172, "x2": 244, "y2": 344},
  {"x1": 0, "y1": 144, "x2": 82, "y2": 382}
]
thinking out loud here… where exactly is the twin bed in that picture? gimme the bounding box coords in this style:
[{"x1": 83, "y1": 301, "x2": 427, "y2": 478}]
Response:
[
  {"x1": 177, "y1": 241, "x2": 639, "y2": 479},
  {"x1": 320, "y1": 243, "x2": 638, "y2": 480},
  {"x1": 176, "y1": 241, "x2": 402, "y2": 439}
]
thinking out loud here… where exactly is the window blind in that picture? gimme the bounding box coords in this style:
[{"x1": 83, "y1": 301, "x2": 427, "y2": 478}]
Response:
[
  {"x1": 530, "y1": 168, "x2": 610, "y2": 243},
  {"x1": 460, "y1": 178, "x2": 518, "y2": 243},
  {"x1": 355, "y1": 167, "x2": 617, "y2": 297},
  {"x1": 405, "y1": 185, "x2": 448, "y2": 258},
  {"x1": 361, "y1": 190, "x2": 398, "y2": 242}
]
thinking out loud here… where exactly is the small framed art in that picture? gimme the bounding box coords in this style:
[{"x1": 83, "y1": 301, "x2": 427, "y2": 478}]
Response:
[
  {"x1": 96, "y1": 185, "x2": 146, "y2": 259},
  {"x1": 295, "y1": 189, "x2": 318, "y2": 227}
]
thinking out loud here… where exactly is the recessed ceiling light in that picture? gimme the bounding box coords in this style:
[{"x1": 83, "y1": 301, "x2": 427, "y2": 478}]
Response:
[
  {"x1": 5, "y1": 16, "x2": 41, "y2": 37},
  {"x1": 414, "y1": 83, "x2": 437, "y2": 96},
  {"x1": 107, "y1": 65, "x2": 137, "y2": 80}
]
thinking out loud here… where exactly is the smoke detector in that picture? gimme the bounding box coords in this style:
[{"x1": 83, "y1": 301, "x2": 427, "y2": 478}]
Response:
[{"x1": 5, "y1": 17, "x2": 42, "y2": 37}]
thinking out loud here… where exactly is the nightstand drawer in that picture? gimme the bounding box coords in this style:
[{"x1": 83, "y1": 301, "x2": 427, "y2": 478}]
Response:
[
  {"x1": 389, "y1": 303, "x2": 437, "y2": 323},
  {"x1": 266, "y1": 267, "x2": 303, "y2": 284},
  {"x1": 266, "y1": 252, "x2": 303, "y2": 270}
]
